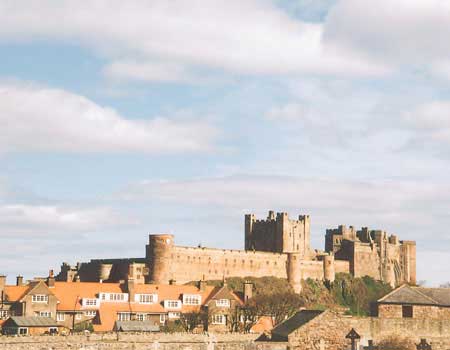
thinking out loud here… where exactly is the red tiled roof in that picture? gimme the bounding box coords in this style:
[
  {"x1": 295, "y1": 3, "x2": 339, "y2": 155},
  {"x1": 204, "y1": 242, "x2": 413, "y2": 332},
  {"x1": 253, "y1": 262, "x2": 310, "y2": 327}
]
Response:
[{"x1": 4, "y1": 285, "x2": 30, "y2": 302}]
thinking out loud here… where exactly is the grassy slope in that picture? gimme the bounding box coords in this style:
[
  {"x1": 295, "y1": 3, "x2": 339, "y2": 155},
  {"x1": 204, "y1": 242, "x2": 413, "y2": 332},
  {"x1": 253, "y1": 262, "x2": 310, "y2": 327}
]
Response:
[{"x1": 192, "y1": 273, "x2": 392, "y2": 316}]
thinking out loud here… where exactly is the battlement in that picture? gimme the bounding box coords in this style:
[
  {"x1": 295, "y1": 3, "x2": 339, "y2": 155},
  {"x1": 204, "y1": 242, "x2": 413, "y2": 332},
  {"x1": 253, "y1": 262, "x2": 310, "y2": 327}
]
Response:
[
  {"x1": 325, "y1": 224, "x2": 416, "y2": 286},
  {"x1": 245, "y1": 211, "x2": 311, "y2": 255}
]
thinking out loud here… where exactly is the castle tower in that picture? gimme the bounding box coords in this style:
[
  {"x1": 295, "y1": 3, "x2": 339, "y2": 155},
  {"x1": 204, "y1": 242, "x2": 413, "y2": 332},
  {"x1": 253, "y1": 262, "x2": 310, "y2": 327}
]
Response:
[
  {"x1": 146, "y1": 234, "x2": 174, "y2": 284},
  {"x1": 245, "y1": 211, "x2": 311, "y2": 256},
  {"x1": 287, "y1": 253, "x2": 302, "y2": 293},
  {"x1": 323, "y1": 254, "x2": 335, "y2": 283}
]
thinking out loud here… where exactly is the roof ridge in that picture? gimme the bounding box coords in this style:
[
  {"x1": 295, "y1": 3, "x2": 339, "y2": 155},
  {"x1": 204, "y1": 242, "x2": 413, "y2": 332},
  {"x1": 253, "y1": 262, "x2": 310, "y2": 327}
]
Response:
[
  {"x1": 411, "y1": 287, "x2": 440, "y2": 305},
  {"x1": 377, "y1": 284, "x2": 409, "y2": 302}
]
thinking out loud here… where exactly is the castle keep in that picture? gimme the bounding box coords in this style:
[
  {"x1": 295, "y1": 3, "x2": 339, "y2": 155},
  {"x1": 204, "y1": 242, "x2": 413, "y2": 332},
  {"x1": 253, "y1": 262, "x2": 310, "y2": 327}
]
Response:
[{"x1": 57, "y1": 211, "x2": 416, "y2": 292}]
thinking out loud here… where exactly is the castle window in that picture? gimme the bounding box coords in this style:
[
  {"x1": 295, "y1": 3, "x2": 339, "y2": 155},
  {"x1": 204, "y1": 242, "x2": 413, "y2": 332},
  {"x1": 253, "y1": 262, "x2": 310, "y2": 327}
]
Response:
[{"x1": 402, "y1": 305, "x2": 413, "y2": 318}]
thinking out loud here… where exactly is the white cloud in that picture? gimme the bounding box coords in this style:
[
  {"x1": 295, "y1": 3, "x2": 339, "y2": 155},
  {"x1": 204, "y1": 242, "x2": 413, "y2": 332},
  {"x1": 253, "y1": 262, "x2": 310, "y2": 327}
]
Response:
[
  {"x1": 0, "y1": 0, "x2": 388, "y2": 81},
  {"x1": 103, "y1": 60, "x2": 197, "y2": 84},
  {"x1": 402, "y1": 101, "x2": 450, "y2": 145},
  {"x1": 324, "y1": 0, "x2": 450, "y2": 68},
  {"x1": 117, "y1": 175, "x2": 450, "y2": 235},
  {"x1": 0, "y1": 204, "x2": 133, "y2": 234},
  {"x1": 0, "y1": 82, "x2": 217, "y2": 154},
  {"x1": 265, "y1": 103, "x2": 309, "y2": 121}
]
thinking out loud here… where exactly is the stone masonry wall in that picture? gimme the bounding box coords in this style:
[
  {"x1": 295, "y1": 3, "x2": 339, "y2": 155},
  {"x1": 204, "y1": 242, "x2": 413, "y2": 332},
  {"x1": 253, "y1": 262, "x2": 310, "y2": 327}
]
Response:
[
  {"x1": 287, "y1": 311, "x2": 450, "y2": 350},
  {"x1": 165, "y1": 246, "x2": 288, "y2": 284},
  {"x1": 0, "y1": 333, "x2": 285, "y2": 350},
  {"x1": 378, "y1": 304, "x2": 450, "y2": 320}
]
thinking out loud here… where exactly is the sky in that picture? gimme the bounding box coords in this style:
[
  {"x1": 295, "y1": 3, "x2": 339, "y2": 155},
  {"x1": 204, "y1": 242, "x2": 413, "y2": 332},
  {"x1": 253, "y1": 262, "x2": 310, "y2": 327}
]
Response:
[{"x1": 1, "y1": 0, "x2": 450, "y2": 286}]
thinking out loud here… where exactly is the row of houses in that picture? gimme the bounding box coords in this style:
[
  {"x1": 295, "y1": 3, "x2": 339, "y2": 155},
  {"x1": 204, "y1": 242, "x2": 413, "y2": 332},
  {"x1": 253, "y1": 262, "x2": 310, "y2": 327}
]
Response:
[{"x1": 0, "y1": 271, "x2": 255, "y2": 335}]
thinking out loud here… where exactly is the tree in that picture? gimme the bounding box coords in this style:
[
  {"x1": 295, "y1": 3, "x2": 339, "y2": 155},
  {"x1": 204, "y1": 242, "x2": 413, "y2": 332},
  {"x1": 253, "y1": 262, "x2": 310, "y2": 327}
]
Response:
[
  {"x1": 178, "y1": 311, "x2": 207, "y2": 332},
  {"x1": 249, "y1": 292, "x2": 304, "y2": 325}
]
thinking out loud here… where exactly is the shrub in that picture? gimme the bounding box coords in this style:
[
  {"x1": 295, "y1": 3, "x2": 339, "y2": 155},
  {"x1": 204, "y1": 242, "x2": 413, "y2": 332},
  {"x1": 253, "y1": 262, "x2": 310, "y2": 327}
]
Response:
[{"x1": 377, "y1": 335, "x2": 416, "y2": 350}]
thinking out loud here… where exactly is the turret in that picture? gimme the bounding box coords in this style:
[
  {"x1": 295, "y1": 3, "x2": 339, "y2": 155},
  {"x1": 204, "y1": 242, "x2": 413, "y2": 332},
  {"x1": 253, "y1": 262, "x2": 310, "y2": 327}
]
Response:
[
  {"x1": 287, "y1": 253, "x2": 302, "y2": 293},
  {"x1": 146, "y1": 234, "x2": 174, "y2": 284},
  {"x1": 323, "y1": 255, "x2": 335, "y2": 283}
]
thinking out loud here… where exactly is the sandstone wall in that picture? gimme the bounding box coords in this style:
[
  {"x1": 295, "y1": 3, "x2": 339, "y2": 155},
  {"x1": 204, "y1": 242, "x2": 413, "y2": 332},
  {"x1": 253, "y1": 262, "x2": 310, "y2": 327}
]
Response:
[
  {"x1": 0, "y1": 333, "x2": 284, "y2": 350},
  {"x1": 378, "y1": 304, "x2": 450, "y2": 320},
  {"x1": 333, "y1": 260, "x2": 350, "y2": 274},
  {"x1": 165, "y1": 246, "x2": 288, "y2": 284},
  {"x1": 287, "y1": 311, "x2": 450, "y2": 350}
]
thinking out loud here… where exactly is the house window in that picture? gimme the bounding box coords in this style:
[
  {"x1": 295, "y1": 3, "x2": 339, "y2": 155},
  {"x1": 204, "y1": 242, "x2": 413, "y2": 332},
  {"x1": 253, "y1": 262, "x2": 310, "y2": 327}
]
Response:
[
  {"x1": 215, "y1": 299, "x2": 230, "y2": 308},
  {"x1": 84, "y1": 310, "x2": 96, "y2": 317},
  {"x1": 160, "y1": 314, "x2": 166, "y2": 323},
  {"x1": 32, "y1": 294, "x2": 48, "y2": 303},
  {"x1": 402, "y1": 305, "x2": 413, "y2": 318},
  {"x1": 212, "y1": 314, "x2": 226, "y2": 325},
  {"x1": 82, "y1": 298, "x2": 99, "y2": 307},
  {"x1": 138, "y1": 294, "x2": 157, "y2": 304},
  {"x1": 183, "y1": 294, "x2": 201, "y2": 305},
  {"x1": 38, "y1": 311, "x2": 52, "y2": 318},
  {"x1": 0, "y1": 310, "x2": 9, "y2": 319},
  {"x1": 168, "y1": 312, "x2": 180, "y2": 319},
  {"x1": 56, "y1": 312, "x2": 65, "y2": 321},
  {"x1": 75, "y1": 313, "x2": 82, "y2": 320},
  {"x1": 136, "y1": 313, "x2": 146, "y2": 321},
  {"x1": 99, "y1": 293, "x2": 128, "y2": 302},
  {"x1": 118, "y1": 312, "x2": 131, "y2": 321},
  {"x1": 18, "y1": 328, "x2": 28, "y2": 335},
  {"x1": 163, "y1": 300, "x2": 182, "y2": 309}
]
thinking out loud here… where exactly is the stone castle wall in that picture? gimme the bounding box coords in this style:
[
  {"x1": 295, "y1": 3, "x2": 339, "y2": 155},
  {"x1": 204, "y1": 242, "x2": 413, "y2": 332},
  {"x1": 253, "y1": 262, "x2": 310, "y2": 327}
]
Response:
[
  {"x1": 146, "y1": 234, "x2": 289, "y2": 284},
  {"x1": 56, "y1": 211, "x2": 415, "y2": 291}
]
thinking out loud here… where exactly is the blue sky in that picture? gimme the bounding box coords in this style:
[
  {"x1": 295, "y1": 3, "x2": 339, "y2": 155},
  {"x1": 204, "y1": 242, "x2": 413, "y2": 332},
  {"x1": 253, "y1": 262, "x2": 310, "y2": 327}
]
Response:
[{"x1": 1, "y1": 0, "x2": 450, "y2": 285}]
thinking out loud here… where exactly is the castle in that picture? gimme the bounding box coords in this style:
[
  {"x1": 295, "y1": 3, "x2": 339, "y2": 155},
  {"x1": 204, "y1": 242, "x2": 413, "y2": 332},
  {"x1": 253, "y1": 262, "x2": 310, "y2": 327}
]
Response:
[{"x1": 56, "y1": 211, "x2": 416, "y2": 292}]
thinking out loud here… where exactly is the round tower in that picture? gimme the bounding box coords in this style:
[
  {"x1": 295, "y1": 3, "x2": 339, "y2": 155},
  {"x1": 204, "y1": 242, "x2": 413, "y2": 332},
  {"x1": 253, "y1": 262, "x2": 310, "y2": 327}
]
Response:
[
  {"x1": 146, "y1": 234, "x2": 174, "y2": 284},
  {"x1": 287, "y1": 253, "x2": 302, "y2": 293},
  {"x1": 323, "y1": 254, "x2": 335, "y2": 283},
  {"x1": 382, "y1": 261, "x2": 396, "y2": 288}
]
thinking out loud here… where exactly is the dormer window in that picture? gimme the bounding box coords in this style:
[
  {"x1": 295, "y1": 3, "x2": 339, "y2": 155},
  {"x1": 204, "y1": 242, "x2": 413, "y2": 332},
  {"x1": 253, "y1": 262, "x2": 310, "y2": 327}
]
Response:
[
  {"x1": 99, "y1": 293, "x2": 128, "y2": 302},
  {"x1": 215, "y1": 299, "x2": 230, "y2": 308},
  {"x1": 183, "y1": 294, "x2": 201, "y2": 305},
  {"x1": 32, "y1": 295, "x2": 48, "y2": 303},
  {"x1": 81, "y1": 298, "x2": 99, "y2": 307},
  {"x1": 164, "y1": 300, "x2": 182, "y2": 309},
  {"x1": 136, "y1": 293, "x2": 158, "y2": 304}
]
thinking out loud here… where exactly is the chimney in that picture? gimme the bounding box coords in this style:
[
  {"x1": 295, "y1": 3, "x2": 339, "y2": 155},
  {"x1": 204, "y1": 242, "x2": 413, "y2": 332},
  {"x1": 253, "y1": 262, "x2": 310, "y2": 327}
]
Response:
[
  {"x1": 47, "y1": 270, "x2": 55, "y2": 288},
  {"x1": 244, "y1": 281, "x2": 253, "y2": 303},
  {"x1": 0, "y1": 275, "x2": 6, "y2": 295},
  {"x1": 75, "y1": 275, "x2": 80, "y2": 283},
  {"x1": 127, "y1": 278, "x2": 136, "y2": 302},
  {"x1": 16, "y1": 275, "x2": 23, "y2": 286},
  {"x1": 199, "y1": 276, "x2": 207, "y2": 291}
]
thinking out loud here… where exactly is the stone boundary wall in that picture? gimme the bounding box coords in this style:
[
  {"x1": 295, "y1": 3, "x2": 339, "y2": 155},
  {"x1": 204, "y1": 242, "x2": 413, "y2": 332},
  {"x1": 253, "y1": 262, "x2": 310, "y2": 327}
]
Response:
[{"x1": 0, "y1": 333, "x2": 286, "y2": 350}]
